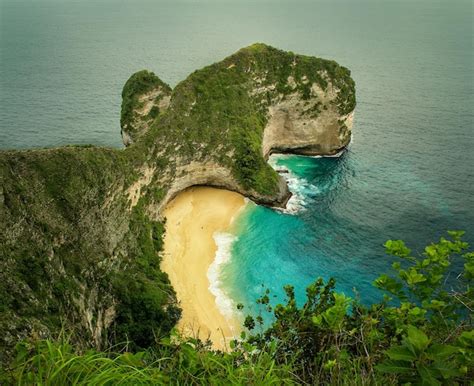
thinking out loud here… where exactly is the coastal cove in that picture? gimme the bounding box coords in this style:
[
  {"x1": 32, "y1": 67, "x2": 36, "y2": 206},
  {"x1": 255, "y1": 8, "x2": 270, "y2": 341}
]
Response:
[
  {"x1": 1, "y1": 0, "x2": 473, "y2": 383},
  {"x1": 1, "y1": 42, "x2": 359, "y2": 360},
  {"x1": 161, "y1": 147, "x2": 473, "y2": 344}
]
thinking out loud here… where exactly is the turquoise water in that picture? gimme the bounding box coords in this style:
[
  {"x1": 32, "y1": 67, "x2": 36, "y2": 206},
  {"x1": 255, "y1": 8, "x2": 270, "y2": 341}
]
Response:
[
  {"x1": 1, "y1": 1, "x2": 473, "y2": 311},
  {"x1": 222, "y1": 150, "x2": 474, "y2": 315}
]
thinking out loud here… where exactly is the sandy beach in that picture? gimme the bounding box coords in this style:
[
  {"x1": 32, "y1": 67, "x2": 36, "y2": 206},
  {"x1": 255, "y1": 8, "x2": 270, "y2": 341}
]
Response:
[{"x1": 161, "y1": 186, "x2": 246, "y2": 350}]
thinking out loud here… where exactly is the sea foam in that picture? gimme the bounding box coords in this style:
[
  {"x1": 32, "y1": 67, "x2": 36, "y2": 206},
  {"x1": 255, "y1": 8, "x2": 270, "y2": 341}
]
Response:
[
  {"x1": 208, "y1": 232, "x2": 239, "y2": 320},
  {"x1": 269, "y1": 154, "x2": 317, "y2": 215}
]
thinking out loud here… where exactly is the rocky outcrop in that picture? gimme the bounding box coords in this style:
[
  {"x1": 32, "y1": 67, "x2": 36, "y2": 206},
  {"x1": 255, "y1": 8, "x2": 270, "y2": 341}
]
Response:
[
  {"x1": 120, "y1": 70, "x2": 172, "y2": 146},
  {"x1": 154, "y1": 161, "x2": 291, "y2": 215},
  {"x1": 123, "y1": 44, "x2": 355, "y2": 210}
]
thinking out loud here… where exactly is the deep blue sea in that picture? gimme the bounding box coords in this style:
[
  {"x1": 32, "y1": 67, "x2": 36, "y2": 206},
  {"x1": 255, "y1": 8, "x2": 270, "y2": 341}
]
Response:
[{"x1": 1, "y1": 0, "x2": 472, "y2": 314}]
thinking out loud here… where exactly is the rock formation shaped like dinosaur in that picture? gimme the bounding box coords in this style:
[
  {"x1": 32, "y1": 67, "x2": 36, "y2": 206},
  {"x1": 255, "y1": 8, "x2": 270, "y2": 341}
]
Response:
[{"x1": 0, "y1": 44, "x2": 355, "y2": 360}]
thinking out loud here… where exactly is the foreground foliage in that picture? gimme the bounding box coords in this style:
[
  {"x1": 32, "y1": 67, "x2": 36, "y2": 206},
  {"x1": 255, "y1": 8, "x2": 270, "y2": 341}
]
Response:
[
  {"x1": 3, "y1": 336, "x2": 295, "y2": 385},
  {"x1": 2, "y1": 231, "x2": 472, "y2": 385}
]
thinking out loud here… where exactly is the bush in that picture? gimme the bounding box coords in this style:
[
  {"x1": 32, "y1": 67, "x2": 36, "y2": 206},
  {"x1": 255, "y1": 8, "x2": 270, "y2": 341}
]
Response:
[
  {"x1": 4, "y1": 231, "x2": 472, "y2": 385},
  {"x1": 235, "y1": 231, "x2": 473, "y2": 384}
]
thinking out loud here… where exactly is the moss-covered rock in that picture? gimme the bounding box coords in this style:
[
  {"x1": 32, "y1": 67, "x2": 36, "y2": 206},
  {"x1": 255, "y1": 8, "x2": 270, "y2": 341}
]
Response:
[
  {"x1": 0, "y1": 44, "x2": 355, "y2": 361},
  {"x1": 121, "y1": 70, "x2": 172, "y2": 146}
]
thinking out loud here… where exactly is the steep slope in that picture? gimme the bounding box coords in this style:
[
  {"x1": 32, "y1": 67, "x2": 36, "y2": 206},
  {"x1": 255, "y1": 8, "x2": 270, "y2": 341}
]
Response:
[
  {"x1": 0, "y1": 44, "x2": 355, "y2": 361},
  {"x1": 0, "y1": 147, "x2": 180, "y2": 361}
]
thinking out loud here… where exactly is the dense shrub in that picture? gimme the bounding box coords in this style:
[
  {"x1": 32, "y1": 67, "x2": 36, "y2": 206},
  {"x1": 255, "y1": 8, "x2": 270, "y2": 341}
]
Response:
[
  {"x1": 4, "y1": 231, "x2": 472, "y2": 385},
  {"x1": 110, "y1": 199, "x2": 180, "y2": 350},
  {"x1": 236, "y1": 231, "x2": 473, "y2": 384}
]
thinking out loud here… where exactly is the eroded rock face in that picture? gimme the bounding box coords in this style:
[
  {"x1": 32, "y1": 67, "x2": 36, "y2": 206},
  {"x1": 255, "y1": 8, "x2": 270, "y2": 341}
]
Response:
[
  {"x1": 262, "y1": 83, "x2": 354, "y2": 157},
  {"x1": 153, "y1": 161, "x2": 290, "y2": 216},
  {"x1": 121, "y1": 87, "x2": 171, "y2": 146}
]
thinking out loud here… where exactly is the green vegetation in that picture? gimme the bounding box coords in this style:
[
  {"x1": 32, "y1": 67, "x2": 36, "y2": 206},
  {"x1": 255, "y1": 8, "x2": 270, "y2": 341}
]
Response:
[
  {"x1": 2, "y1": 42, "x2": 470, "y2": 385},
  {"x1": 111, "y1": 199, "x2": 180, "y2": 350},
  {"x1": 3, "y1": 337, "x2": 295, "y2": 385},
  {"x1": 121, "y1": 70, "x2": 172, "y2": 143},
  {"x1": 231, "y1": 128, "x2": 279, "y2": 194},
  {"x1": 229, "y1": 43, "x2": 355, "y2": 115},
  {"x1": 0, "y1": 147, "x2": 128, "y2": 350},
  {"x1": 0, "y1": 147, "x2": 177, "y2": 362},
  {"x1": 2, "y1": 232, "x2": 472, "y2": 385},
  {"x1": 238, "y1": 231, "x2": 473, "y2": 384}
]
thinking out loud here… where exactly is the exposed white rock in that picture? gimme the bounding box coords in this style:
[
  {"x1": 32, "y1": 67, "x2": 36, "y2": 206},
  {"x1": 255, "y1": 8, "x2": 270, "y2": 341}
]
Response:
[
  {"x1": 152, "y1": 160, "x2": 290, "y2": 218},
  {"x1": 262, "y1": 82, "x2": 353, "y2": 157}
]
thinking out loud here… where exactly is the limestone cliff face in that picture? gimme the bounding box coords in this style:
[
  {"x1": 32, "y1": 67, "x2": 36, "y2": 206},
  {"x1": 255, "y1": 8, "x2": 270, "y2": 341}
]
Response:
[
  {"x1": 262, "y1": 81, "x2": 354, "y2": 157},
  {"x1": 0, "y1": 44, "x2": 355, "y2": 360},
  {"x1": 154, "y1": 161, "x2": 290, "y2": 216}
]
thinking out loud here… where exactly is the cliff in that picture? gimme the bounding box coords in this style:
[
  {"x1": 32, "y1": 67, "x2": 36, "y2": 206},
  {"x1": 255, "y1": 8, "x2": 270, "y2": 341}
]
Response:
[
  {"x1": 122, "y1": 43, "x2": 355, "y2": 209},
  {"x1": 0, "y1": 44, "x2": 355, "y2": 360}
]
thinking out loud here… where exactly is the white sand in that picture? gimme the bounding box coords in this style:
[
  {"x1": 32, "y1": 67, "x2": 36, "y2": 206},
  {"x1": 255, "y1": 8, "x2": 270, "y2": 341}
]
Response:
[{"x1": 161, "y1": 187, "x2": 245, "y2": 350}]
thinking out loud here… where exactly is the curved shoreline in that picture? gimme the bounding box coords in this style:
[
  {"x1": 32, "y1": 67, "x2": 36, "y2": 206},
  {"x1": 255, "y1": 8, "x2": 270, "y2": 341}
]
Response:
[{"x1": 161, "y1": 186, "x2": 246, "y2": 350}]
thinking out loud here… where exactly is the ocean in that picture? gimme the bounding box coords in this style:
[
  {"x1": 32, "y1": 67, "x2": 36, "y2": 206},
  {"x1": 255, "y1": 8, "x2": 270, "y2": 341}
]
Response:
[{"x1": 1, "y1": 0, "x2": 472, "y2": 315}]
